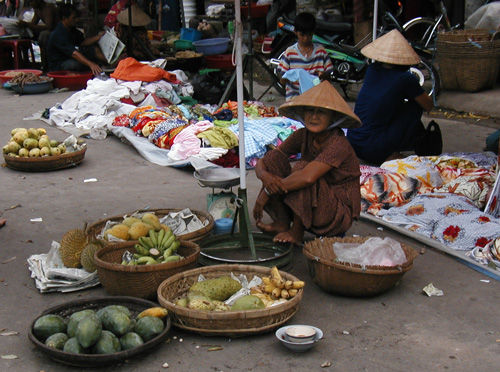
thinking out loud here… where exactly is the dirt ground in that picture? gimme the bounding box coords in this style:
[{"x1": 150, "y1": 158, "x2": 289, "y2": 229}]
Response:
[{"x1": 1, "y1": 76, "x2": 500, "y2": 372}]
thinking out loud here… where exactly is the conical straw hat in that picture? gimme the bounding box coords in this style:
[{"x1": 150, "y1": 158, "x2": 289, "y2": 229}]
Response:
[
  {"x1": 117, "y1": 5, "x2": 152, "y2": 27},
  {"x1": 278, "y1": 81, "x2": 361, "y2": 129},
  {"x1": 361, "y1": 29, "x2": 421, "y2": 65}
]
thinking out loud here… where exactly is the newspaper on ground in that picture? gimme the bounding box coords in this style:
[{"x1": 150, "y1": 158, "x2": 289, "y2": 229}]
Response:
[{"x1": 27, "y1": 241, "x2": 100, "y2": 293}]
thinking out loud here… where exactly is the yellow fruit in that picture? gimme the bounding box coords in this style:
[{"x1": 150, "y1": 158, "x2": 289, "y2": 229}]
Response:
[
  {"x1": 13, "y1": 131, "x2": 28, "y2": 145},
  {"x1": 18, "y1": 148, "x2": 29, "y2": 157},
  {"x1": 128, "y1": 221, "x2": 152, "y2": 240},
  {"x1": 50, "y1": 147, "x2": 61, "y2": 156},
  {"x1": 37, "y1": 128, "x2": 47, "y2": 135},
  {"x1": 23, "y1": 138, "x2": 38, "y2": 150},
  {"x1": 38, "y1": 136, "x2": 50, "y2": 148},
  {"x1": 141, "y1": 213, "x2": 161, "y2": 231},
  {"x1": 29, "y1": 148, "x2": 41, "y2": 157},
  {"x1": 160, "y1": 224, "x2": 171, "y2": 233},
  {"x1": 7, "y1": 141, "x2": 21, "y2": 154},
  {"x1": 28, "y1": 128, "x2": 41, "y2": 140},
  {"x1": 292, "y1": 281, "x2": 305, "y2": 289},
  {"x1": 57, "y1": 143, "x2": 66, "y2": 154},
  {"x1": 2, "y1": 145, "x2": 9, "y2": 154},
  {"x1": 104, "y1": 224, "x2": 130, "y2": 240},
  {"x1": 122, "y1": 216, "x2": 141, "y2": 227},
  {"x1": 40, "y1": 147, "x2": 51, "y2": 156},
  {"x1": 137, "y1": 307, "x2": 168, "y2": 319},
  {"x1": 11, "y1": 127, "x2": 27, "y2": 136},
  {"x1": 50, "y1": 139, "x2": 58, "y2": 147}
]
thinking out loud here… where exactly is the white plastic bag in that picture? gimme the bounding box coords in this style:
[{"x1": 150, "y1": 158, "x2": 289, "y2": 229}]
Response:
[{"x1": 332, "y1": 237, "x2": 407, "y2": 267}]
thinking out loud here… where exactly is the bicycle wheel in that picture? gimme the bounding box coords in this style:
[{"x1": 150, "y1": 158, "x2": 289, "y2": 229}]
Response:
[
  {"x1": 403, "y1": 17, "x2": 443, "y2": 51},
  {"x1": 409, "y1": 56, "x2": 440, "y2": 98}
]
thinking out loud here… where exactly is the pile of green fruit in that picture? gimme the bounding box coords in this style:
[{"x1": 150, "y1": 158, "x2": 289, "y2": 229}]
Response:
[
  {"x1": 175, "y1": 276, "x2": 267, "y2": 312},
  {"x1": 33, "y1": 306, "x2": 168, "y2": 355},
  {"x1": 3, "y1": 127, "x2": 67, "y2": 157}
]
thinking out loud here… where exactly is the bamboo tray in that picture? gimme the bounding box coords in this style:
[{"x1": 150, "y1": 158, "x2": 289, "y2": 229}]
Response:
[
  {"x1": 3, "y1": 143, "x2": 86, "y2": 171},
  {"x1": 157, "y1": 264, "x2": 304, "y2": 337}
]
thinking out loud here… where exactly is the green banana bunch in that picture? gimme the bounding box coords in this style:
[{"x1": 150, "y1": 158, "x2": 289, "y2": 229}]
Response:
[{"x1": 122, "y1": 228, "x2": 183, "y2": 265}]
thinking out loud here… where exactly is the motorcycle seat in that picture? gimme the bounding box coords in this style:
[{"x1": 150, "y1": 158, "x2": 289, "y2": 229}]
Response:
[{"x1": 316, "y1": 19, "x2": 352, "y2": 33}]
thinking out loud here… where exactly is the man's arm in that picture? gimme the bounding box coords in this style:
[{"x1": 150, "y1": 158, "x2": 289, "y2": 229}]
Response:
[{"x1": 71, "y1": 50, "x2": 102, "y2": 75}]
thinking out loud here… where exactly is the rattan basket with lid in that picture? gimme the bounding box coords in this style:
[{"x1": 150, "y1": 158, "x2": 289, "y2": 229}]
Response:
[{"x1": 303, "y1": 236, "x2": 418, "y2": 297}]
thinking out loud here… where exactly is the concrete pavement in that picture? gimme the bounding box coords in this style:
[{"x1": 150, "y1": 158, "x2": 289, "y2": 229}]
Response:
[{"x1": 0, "y1": 77, "x2": 500, "y2": 371}]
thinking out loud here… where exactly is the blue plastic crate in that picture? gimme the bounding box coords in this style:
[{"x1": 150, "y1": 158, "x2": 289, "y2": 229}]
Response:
[{"x1": 180, "y1": 28, "x2": 203, "y2": 42}]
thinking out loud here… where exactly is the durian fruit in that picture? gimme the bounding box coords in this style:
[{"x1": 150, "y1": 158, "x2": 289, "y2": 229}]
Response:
[
  {"x1": 60, "y1": 224, "x2": 88, "y2": 268},
  {"x1": 80, "y1": 240, "x2": 105, "y2": 272},
  {"x1": 189, "y1": 276, "x2": 242, "y2": 301}
]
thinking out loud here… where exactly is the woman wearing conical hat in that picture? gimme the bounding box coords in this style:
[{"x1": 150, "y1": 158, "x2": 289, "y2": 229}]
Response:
[
  {"x1": 253, "y1": 81, "x2": 361, "y2": 245},
  {"x1": 346, "y1": 29, "x2": 434, "y2": 165}
]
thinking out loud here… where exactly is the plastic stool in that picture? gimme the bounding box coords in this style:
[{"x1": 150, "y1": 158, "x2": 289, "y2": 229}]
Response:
[{"x1": 0, "y1": 39, "x2": 36, "y2": 70}]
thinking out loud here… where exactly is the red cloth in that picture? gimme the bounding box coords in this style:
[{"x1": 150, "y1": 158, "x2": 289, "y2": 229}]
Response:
[{"x1": 110, "y1": 57, "x2": 177, "y2": 83}]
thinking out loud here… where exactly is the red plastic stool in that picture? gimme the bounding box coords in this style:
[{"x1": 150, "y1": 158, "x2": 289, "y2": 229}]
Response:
[{"x1": 0, "y1": 39, "x2": 36, "y2": 70}]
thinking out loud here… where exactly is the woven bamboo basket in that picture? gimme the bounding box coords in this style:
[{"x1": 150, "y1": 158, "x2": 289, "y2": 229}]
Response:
[
  {"x1": 86, "y1": 208, "x2": 214, "y2": 243},
  {"x1": 94, "y1": 240, "x2": 200, "y2": 300},
  {"x1": 156, "y1": 264, "x2": 304, "y2": 337},
  {"x1": 303, "y1": 236, "x2": 418, "y2": 297},
  {"x1": 436, "y1": 30, "x2": 500, "y2": 92}
]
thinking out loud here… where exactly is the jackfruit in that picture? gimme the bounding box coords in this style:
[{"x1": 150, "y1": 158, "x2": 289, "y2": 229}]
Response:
[
  {"x1": 60, "y1": 225, "x2": 88, "y2": 268},
  {"x1": 189, "y1": 276, "x2": 242, "y2": 301},
  {"x1": 188, "y1": 299, "x2": 215, "y2": 311},
  {"x1": 230, "y1": 295, "x2": 265, "y2": 311},
  {"x1": 212, "y1": 300, "x2": 231, "y2": 311},
  {"x1": 128, "y1": 221, "x2": 152, "y2": 240},
  {"x1": 141, "y1": 213, "x2": 161, "y2": 231},
  {"x1": 80, "y1": 240, "x2": 105, "y2": 272}
]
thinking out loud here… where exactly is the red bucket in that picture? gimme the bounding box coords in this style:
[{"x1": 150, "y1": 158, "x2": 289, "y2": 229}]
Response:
[
  {"x1": 47, "y1": 71, "x2": 93, "y2": 90},
  {"x1": 205, "y1": 55, "x2": 235, "y2": 71}
]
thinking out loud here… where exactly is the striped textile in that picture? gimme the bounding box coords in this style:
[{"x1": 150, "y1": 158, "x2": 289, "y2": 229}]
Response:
[{"x1": 278, "y1": 42, "x2": 334, "y2": 100}]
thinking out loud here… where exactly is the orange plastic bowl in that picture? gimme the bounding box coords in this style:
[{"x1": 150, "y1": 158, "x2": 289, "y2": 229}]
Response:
[
  {"x1": 47, "y1": 70, "x2": 93, "y2": 90},
  {"x1": 0, "y1": 69, "x2": 43, "y2": 84}
]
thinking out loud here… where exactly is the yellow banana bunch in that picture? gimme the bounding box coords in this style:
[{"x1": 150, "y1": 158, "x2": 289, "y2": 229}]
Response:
[
  {"x1": 257, "y1": 266, "x2": 305, "y2": 300},
  {"x1": 122, "y1": 229, "x2": 182, "y2": 265}
]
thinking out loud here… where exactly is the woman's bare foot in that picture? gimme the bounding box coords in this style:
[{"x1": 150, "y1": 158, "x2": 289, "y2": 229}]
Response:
[
  {"x1": 273, "y1": 229, "x2": 304, "y2": 245},
  {"x1": 256, "y1": 221, "x2": 288, "y2": 234}
]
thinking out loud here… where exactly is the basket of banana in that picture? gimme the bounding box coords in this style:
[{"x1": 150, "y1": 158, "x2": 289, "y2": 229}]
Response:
[
  {"x1": 156, "y1": 264, "x2": 305, "y2": 337},
  {"x1": 86, "y1": 209, "x2": 214, "y2": 243},
  {"x1": 94, "y1": 229, "x2": 201, "y2": 300}
]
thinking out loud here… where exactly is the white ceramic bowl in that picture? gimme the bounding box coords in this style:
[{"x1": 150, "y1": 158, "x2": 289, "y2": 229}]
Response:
[
  {"x1": 275, "y1": 325, "x2": 323, "y2": 352},
  {"x1": 285, "y1": 325, "x2": 317, "y2": 343}
]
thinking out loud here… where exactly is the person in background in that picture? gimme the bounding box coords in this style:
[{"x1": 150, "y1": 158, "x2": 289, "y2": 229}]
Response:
[
  {"x1": 253, "y1": 81, "x2": 361, "y2": 245},
  {"x1": 16, "y1": 0, "x2": 58, "y2": 71},
  {"x1": 346, "y1": 29, "x2": 434, "y2": 165},
  {"x1": 277, "y1": 12, "x2": 334, "y2": 101},
  {"x1": 46, "y1": 3, "x2": 107, "y2": 75}
]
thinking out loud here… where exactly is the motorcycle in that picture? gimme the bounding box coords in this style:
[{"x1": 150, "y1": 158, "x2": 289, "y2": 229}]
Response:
[{"x1": 268, "y1": 0, "x2": 440, "y2": 98}]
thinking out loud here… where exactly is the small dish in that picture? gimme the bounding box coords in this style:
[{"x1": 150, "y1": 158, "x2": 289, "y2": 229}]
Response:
[
  {"x1": 285, "y1": 325, "x2": 317, "y2": 343},
  {"x1": 275, "y1": 325, "x2": 323, "y2": 353}
]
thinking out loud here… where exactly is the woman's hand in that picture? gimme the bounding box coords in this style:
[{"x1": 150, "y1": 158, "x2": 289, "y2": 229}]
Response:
[{"x1": 261, "y1": 172, "x2": 287, "y2": 195}]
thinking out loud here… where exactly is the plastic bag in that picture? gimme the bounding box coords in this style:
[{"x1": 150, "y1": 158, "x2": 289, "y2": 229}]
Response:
[{"x1": 332, "y1": 237, "x2": 407, "y2": 267}]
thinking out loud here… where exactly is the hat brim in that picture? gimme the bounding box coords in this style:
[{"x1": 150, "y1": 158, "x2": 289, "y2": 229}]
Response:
[
  {"x1": 278, "y1": 81, "x2": 361, "y2": 129},
  {"x1": 117, "y1": 6, "x2": 152, "y2": 27},
  {"x1": 361, "y1": 29, "x2": 421, "y2": 66}
]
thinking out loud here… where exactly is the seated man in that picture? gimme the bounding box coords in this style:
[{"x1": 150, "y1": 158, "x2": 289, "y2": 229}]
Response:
[
  {"x1": 17, "y1": 0, "x2": 58, "y2": 70},
  {"x1": 46, "y1": 3, "x2": 107, "y2": 75}
]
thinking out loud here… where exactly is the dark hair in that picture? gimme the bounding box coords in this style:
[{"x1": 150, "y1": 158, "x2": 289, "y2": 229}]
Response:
[
  {"x1": 58, "y1": 3, "x2": 78, "y2": 20},
  {"x1": 294, "y1": 12, "x2": 316, "y2": 34}
]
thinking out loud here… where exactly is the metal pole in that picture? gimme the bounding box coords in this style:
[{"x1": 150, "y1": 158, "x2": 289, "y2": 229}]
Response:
[{"x1": 372, "y1": 0, "x2": 378, "y2": 41}]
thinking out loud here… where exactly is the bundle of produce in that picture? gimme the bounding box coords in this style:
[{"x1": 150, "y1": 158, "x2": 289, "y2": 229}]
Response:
[
  {"x1": 32, "y1": 305, "x2": 168, "y2": 355},
  {"x1": 3, "y1": 127, "x2": 84, "y2": 157}
]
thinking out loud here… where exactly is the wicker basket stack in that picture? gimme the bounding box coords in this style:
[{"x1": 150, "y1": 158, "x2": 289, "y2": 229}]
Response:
[
  {"x1": 303, "y1": 236, "x2": 418, "y2": 297},
  {"x1": 157, "y1": 264, "x2": 304, "y2": 337},
  {"x1": 436, "y1": 29, "x2": 500, "y2": 92}
]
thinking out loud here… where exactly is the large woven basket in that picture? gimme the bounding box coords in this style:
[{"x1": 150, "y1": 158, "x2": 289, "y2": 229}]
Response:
[
  {"x1": 303, "y1": 236, "x2": 418, "y2": 297},
  {"x1": 94, "y1": 240, "x2": 200, "y2": 300},
  {"x1": 436, "y1": 30, "x2": 500, "y2": 92},
  {"x1": 86, "y1": 208, "x2": 214, "y2": 243},
  {"x1": 157, "y1": 264, "x2": 304, "y2": 337}
]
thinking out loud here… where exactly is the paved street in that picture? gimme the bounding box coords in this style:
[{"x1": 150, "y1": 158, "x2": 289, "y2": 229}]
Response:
[{"x1": 0, "y1": 76, "x2": 499, "y2": 371}]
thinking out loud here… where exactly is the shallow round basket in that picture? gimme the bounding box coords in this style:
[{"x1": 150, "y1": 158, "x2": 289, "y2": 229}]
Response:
[
  {"x1": 157, "y1": 264, "x2": 304, "y2": 337},
  {"x1": 10, "y1": 78, "x2": 53, "y2": 94},
  {"x1": 0, "y1": 69, "x2": 43, "y2": 84},
  {"x1": 47, "y1": 70, "x2": 93, "y2": 90},
  {"x1": 95, "y1": 240, "x2": 201, "y2": 300},
  {"x1": 303, "y1": 236, "x2": 418, "y2": 297},
  {"x1": 3, "y1": 142, "x2": 86, "y2": 172},
  {"x1": 86, "y1": 208, "x2": 214, "y2": 243},
  {"x1": 27, "y1": 296, "x2": 171, "y2": 367}
]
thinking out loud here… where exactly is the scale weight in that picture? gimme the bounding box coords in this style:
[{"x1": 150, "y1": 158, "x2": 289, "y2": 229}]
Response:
[{"x1": 207, "y1": 191, "x2": 238, "y2": 221}]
